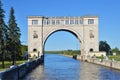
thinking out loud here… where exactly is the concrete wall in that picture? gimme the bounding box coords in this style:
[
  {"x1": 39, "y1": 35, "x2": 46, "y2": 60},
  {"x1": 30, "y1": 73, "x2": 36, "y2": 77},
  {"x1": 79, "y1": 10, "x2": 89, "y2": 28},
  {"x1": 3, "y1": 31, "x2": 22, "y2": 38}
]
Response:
[
  {"x1": 87, "y1": 58, "x2": 120, "y2": 70},
  {"x1": 0, "y1": 58, "x2": 43, "y2": 80},
  {"x1": 73, "y1": 55, "x2": 120, "y2": 70},
  {"x1": 88, "y1": 51, "x2": 106, "y2": 57},
  {"x1": 60, "y1": 54, "x2": 120, "y2": 70}
]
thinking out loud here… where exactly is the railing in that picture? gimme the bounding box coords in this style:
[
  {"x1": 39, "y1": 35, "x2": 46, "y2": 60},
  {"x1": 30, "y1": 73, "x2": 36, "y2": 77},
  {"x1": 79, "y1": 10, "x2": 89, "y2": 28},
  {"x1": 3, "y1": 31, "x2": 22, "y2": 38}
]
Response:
[{"x1": 43, "y1": 17, "x2": 83, "y2": 25}]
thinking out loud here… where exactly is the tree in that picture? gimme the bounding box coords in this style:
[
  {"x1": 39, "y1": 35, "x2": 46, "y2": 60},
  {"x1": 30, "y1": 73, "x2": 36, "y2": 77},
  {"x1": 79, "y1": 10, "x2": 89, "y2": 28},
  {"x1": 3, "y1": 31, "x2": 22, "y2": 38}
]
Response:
[
  {"x1": 21, "y1": 45, "x2": 28, "y2": 59},
  {"x1": 99, "y1": 41, "x2": 111, "y2": 55},
  {"x1": 8, "y1": 7, "x2": 21, "y2": 65},
  {"x1": 0, "y1": 0, "x2": 7, "y2": 68},
  {"x1": 111, "y1": 47, "x2": 120, "y2": 55},
  {"x1": 21, "y1": 45, "x2": 28, "y2": 55}
]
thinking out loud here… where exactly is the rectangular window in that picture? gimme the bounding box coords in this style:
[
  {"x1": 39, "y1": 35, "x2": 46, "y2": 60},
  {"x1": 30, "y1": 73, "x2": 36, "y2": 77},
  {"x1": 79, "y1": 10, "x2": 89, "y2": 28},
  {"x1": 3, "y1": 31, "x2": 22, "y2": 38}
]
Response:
[
  {"x1": 56, "y1": 20, "x2": 60, "y2": 25},
  {"x1": 43, "y1": 20, "x2": 47, "y2": 25},
  {"x1": 65, "y1": 20, "x2": 69, "y2": 24},
  {"x1": 32, "y1": 20, "x2": 38, "y2": 25},
  {"x1": 47, "y1": 20, "x2": 50, "y2": 25},
  {"x1": 61, "y1": 20, "x2": 64, "y2": 24},
  {"x1": 80, "y1": 20, "x2": 83, "y2": 24},
  {"x1": 52, "y1": 20, "x2": 55, "y2": 25},
  {"x1": 70, "y1": 20, "x2": 74, "y2": 24},
  {"x1": 88, "y1": 19, "x2": 94, "y2": 24},
  {"x1": 75, "y1": 20, "x2": 78, "y2": 24}
]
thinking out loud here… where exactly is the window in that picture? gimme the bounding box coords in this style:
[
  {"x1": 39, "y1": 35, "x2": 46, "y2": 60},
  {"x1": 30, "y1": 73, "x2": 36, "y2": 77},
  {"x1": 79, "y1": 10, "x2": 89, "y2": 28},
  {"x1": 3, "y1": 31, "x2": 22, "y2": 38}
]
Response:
[
  {"x1": 61, "y1": 20, "x2": 64, "y2": 24},
  {"x1": 88, "y1": 19, "x2": 94, "y2": 24},
  {"x1": 80, "y1": 20, "x2": 83, "y2": 24},
  {"x1": 70, "y1": 20, "x2": 74, "y2": 24},
  {"x1": 52, "y1": 20, "x2": 55, "y2": 25},
  {"x1": 90, "y1": 30, "x2": 94, "y2": 38},
  {"x1": 32, "y1": 20, "x2": 38, "y2": 25},
  {"x1": 56, "y1": 20, "x2": 60, "y2": 25},
  {"x1": 43, "y1": 20, "x2": 47, "y2": 25},
  {"x1": 75, "y1": 20, "x2": 78, "y2": 24},
  {"x1": 33, "y1": 31, "x2": 38, "y2": 38},
  {"x1": 65, "y1": 20, "x2": 69, "y2": 24},
  {"x1": 47, "y1": 20, "x2": 50, "y2": 25}
]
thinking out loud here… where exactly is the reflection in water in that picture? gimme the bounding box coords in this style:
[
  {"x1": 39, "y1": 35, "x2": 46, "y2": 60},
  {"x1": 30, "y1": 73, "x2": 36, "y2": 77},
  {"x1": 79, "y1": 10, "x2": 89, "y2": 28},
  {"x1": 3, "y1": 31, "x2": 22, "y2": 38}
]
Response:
[
  {"x1": 23, "y1": 54, "x2": 120, "y2": 80},
  {"x1": 79, "y1": 62, "x2": 100, "y2": 80},
  {"x1": 23, "y1": 65, "x2": 44, "y2": 80}
]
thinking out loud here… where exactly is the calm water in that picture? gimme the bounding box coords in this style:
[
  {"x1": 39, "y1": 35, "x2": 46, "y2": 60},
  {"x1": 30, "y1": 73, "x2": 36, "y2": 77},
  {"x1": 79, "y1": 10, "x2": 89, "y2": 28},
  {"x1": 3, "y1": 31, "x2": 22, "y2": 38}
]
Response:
[{"x1": 23, "y1": 54, "x2": 120, "y2": 80}]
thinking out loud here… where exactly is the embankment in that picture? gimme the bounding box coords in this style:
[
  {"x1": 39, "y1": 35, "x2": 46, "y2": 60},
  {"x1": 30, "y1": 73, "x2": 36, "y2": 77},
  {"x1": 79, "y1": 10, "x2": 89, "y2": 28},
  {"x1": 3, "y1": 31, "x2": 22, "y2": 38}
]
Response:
[{"x1": 0, "y1": 58, "x2": 43, "y2": 80}]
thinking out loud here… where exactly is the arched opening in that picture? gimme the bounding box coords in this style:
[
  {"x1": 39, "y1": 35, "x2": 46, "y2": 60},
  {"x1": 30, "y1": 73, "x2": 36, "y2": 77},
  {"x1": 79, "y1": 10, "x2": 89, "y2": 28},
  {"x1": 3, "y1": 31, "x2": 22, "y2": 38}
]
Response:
[
  {"x1": 43, "y1": 29, "x2": 81, "y2": 56},
  {"x1": 33, "y1": 48, "x2": 37, "y2": 52},
  {"x1": 90, "y1": 48, "x2": 94, "y2": 52}
]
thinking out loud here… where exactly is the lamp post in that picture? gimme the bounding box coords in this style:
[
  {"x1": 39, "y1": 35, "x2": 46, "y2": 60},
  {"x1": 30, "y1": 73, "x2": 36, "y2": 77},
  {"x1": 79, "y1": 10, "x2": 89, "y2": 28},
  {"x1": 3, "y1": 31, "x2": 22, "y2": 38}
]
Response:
[{"x1": 41, "y1": 16, "x2": 48, "y2": 61}]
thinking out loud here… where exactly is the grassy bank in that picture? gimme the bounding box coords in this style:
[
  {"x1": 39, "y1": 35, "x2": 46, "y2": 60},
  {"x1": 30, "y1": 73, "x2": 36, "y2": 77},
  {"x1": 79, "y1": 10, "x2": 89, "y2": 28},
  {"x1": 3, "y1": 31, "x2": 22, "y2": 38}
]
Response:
[
  {"x1": 0, "y1": 60, "x2": 27, "y2": 72},
  {"x1": 45, "y1": 50, "x2": 81, "y2": 56},
  {"x1": 108, "y1": 55, "x2": 120, "y2": 61},
  {"x1": 96, "y1": 55, "x2": 120, "y2": 62}
]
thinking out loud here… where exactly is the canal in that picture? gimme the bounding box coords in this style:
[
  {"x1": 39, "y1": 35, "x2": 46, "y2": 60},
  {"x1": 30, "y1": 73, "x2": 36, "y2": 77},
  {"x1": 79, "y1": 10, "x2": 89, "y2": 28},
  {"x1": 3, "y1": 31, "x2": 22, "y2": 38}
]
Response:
[{"x1": 23, "y1": 54, "x2": 120, "y2": 80}]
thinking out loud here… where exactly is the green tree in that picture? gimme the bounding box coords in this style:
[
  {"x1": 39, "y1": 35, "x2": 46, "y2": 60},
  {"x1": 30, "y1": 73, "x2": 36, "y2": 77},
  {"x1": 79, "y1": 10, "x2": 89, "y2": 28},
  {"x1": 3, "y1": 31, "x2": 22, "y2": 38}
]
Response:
[
  {"x1": 8, "y1": 7, "x2": 21, "y2": 65},
  {"x1": 111, "y1": 47, "x2": 120, "y2": 55},
  {"x1": 21, "y1": 45, "x2": 28, "y2": 55},
  {"x1": 0, "y1": 0, "x2": 7, "y2": 68},
  {"x1": 99, "y1": 41, "x2": 111, "y2": 55}
]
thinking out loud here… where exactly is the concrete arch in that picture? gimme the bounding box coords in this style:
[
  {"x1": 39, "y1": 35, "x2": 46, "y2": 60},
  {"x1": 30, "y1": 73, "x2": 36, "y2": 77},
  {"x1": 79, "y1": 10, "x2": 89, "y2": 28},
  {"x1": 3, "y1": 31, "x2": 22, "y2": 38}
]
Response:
[{"x1": 43, "y1": 28, "x2": 83, "y2": 47}]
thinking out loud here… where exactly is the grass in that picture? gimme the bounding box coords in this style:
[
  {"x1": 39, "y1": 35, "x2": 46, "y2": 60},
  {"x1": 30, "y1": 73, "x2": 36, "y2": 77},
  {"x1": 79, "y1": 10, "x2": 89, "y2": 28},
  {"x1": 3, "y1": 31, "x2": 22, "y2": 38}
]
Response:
[
  {"x1": 0, "y1": 60, "x2": 27, "y2": 72},
  {"x1": 108, "y1": 55, "x2": 120, "y2": 61},
  {"x1": 96, "y1": 55, "x2": 120, "y2": 61},
  {"x1": 45, "y1": 51, "x2": 63, "y2": 54},
  {"x1": 62, "y1": 50, "x2": 81, "y2": 56},
  {"x1": 96, "y1": 56, "x2": 104, "y2": 60}
]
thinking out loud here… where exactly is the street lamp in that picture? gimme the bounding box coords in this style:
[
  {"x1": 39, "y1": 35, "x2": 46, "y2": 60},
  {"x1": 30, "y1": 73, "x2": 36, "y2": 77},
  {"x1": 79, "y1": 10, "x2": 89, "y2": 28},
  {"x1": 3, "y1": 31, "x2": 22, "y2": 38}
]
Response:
[{"x1": 41, "y1": 16, "x2": 48, "y2": 61}]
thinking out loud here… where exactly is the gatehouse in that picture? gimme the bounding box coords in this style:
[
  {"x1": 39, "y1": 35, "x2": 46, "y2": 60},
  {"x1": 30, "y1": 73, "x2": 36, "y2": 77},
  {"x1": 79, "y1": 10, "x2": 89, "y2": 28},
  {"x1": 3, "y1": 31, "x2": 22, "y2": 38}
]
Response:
[{"x1": 28, "y1": 15, "x2": 99, "y2": 60}]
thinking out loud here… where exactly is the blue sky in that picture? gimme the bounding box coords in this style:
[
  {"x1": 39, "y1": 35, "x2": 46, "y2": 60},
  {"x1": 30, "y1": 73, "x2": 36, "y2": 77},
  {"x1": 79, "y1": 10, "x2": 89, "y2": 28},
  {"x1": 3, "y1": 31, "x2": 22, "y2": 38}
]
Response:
[{"x1": 2, "y1": 0, "x2": 120, "y2": 51}]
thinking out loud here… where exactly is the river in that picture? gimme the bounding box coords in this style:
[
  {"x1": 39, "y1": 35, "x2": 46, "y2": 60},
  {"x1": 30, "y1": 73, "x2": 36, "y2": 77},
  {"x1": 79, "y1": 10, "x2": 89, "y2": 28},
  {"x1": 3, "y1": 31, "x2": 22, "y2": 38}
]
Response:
[{"x1": 23, "y1": 54, "x2": 120, "y2": 80}]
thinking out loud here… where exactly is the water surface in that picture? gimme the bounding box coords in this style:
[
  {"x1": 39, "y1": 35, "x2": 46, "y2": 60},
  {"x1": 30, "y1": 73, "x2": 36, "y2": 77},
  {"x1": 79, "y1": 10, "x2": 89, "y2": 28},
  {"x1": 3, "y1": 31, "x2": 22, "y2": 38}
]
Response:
[{"x1": 23, "y1": 54, "x2": 120, "y2": 80}]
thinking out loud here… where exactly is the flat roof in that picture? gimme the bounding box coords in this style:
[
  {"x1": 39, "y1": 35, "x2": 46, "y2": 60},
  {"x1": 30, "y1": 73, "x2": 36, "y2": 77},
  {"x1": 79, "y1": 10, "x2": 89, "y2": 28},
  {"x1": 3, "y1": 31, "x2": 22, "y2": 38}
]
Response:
[{"x1": 27, "y1": 15, "x2": 98, "y2": 18}]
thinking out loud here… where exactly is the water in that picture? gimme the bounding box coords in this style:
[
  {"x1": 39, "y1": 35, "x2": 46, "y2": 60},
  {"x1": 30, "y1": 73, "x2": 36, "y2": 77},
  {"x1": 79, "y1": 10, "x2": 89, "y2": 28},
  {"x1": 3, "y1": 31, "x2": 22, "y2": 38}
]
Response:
[{"x1": 23, "y1": 54, "x2": 120, "y2": 80}]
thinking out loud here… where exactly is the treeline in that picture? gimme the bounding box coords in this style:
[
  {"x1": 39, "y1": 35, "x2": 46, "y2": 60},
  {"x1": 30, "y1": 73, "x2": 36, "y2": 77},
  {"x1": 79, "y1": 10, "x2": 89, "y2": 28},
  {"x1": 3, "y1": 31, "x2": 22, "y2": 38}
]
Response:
[
  {"x1": 45, "y1": 50, "x2": 81, "y2": 56},
  {"x1": 111, "y1": 47, "x2": 120, "y2": 55},
  {"x1": 0, "y1": 0, "x2": 26, "y2": 68},
  {"x1": 46, "y1": 41, "x2": 120, "y2": 56},
  {"x1": 99, "y1": 41, "x2": 120, "y2": 55}
]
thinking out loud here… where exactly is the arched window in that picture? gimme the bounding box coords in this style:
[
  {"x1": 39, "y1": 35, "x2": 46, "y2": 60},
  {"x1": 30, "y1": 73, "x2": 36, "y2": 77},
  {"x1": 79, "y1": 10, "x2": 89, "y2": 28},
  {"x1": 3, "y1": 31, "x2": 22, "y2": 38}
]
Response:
[
  {"x1": 33, "y1": 48, "x2": 37, "y2": 52},
  {"x1": 90, "y1": 48, "x2": 94, "y2": 52}
]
